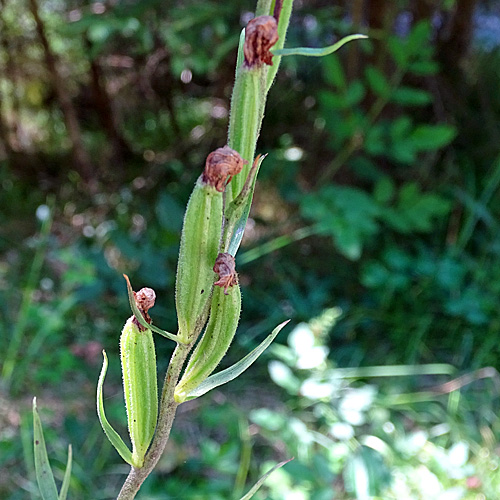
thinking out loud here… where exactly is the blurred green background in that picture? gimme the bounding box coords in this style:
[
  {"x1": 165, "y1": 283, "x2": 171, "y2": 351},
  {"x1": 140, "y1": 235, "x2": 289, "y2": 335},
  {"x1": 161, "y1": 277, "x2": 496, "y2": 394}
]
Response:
[{"x1": 1, "y1": 0, "x2": 500, "y2": 498}]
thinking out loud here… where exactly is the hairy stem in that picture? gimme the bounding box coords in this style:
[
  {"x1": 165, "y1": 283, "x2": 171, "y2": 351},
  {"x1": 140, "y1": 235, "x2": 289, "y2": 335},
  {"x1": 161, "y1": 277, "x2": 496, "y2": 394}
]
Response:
[{"x1": 117, "y1": 341, "x2": 192, "y2": 500}]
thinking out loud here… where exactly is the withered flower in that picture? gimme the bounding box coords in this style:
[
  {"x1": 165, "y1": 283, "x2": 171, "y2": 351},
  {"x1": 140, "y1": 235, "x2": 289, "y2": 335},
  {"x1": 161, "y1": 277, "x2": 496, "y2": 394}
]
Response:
[
  {"x1": 133, "y1": 287, "x2": 155, "y2": 328},
  {"x1": 202, "y1": 145, "x2": 247, "y2": 192},
  {"x1": 244, "y1": 15, "x2": 279, "y2": 68},
  {"x1": 213, "y1": 252, "x2": 238, "y2": 294}
]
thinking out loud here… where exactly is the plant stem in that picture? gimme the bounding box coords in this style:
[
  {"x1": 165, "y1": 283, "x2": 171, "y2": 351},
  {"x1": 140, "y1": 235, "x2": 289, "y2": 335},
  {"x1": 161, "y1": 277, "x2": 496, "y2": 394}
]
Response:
[
  {"x1": 2, "y1": 197, "x2": 53, "y2": 390},
  {"x1": 238, "y1": 225, "x2": 319, "y2": 265},
  {"x1": 233, "y1": 416, "x2": 252, "y2": 499},
  {"x1": 116, "y1": 341, "x2": 192, "y2": 500},
  {"x1": 116, "y1": 3, "x2": 297, "y2": 496},
  {"x1": 255, "y1": 0, "x2": 272, "y2": 16}
]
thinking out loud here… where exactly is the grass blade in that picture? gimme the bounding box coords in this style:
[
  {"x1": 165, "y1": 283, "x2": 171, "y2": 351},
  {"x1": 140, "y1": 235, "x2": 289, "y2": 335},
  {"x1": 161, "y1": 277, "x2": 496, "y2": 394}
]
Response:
[
  {"x1": 58, "y1": 444, "x2": 72, "y2": 500},
  {"x1": 238, "y1": 458, "x2": 293, "y2": 500},
  {"x1": 96, "y1": 350, "x2": 134, "y2": 466},
  {"x1": 33, "y1": 397, "x2": 59, "y2": 500},
  {"x1": 3, "y1": 199, "x2": 53, "y2": 388},
  {"x1": 186, "y1": 320, "x2": 290, "y2": 400}
]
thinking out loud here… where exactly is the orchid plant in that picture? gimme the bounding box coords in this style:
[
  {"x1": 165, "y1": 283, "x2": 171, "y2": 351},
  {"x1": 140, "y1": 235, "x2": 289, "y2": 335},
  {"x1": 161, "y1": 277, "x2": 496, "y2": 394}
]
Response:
[{"x1": 32, "y1": 1, "x2": 365, "y2": 498}]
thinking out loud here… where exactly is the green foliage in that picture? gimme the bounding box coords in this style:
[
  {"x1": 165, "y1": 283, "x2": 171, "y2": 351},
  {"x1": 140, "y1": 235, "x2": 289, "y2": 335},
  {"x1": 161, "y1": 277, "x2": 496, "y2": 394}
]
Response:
[
  {"x1": 33, "y1": 398, "x2": 72, "y2": 500},
  {"x1": 1, "y1": 1, "x2": 500, "y2": 499},
  {"x1": 300, "y1": 180, "x2": 451, "y2": 260},
  {"x1": 319, "y1": 21, "x2": 456, "y2": 169},
  {"x1": 251, "y1": 310, "x2": 500, "y2": 500}
]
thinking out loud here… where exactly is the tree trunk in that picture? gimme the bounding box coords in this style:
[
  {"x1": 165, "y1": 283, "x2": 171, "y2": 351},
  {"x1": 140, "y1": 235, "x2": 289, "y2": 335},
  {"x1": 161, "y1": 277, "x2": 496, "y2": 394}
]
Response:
[
  {"x1": 0, "y1": 0, "x2": 18, "y2": 153},
  {"x1": 86, "y1": 36, "x2": 131, "y2": 168},
  {"x1": 347, "y1": 0, "x2": 364, "y2": 81},
  {"x1": 28, "y1": 0, "x2": 94, "y2": 185},
  {"x1": 438, "y1": 0, "x2": 478, "y2": 66}
]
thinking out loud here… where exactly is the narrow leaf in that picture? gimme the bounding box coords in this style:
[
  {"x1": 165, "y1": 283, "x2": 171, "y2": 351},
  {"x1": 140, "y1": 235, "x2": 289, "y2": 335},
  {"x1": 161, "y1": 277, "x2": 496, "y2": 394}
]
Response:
[
  {"x1": 123, "y1": 274, "x2": 182, "y2": 343},
  {"x1": 238, "y1": 458, "x2": 294, "y2": 500},
  {"x1": 58, "y1": 444, "x2": 72, "y2": 500},
  {"x1": 225, "y1": 155, "x2": 266, "y2": 256},
  {"x1": 266, "y1": 0, "x2": 294, "y2": 92},
  {"x1": 96, "y1": 350, "x2": 134, "y2": 466},
  {"x1": 186, "y1": 320, "x2": 290, "y2": 400},
  {"x1": 33, "y1": 397, "x2": 59, "y2": 500},
  {"x1": 272, "y1": 34, "x2": 368, "y2": 58},
  {"x1": 235, "y1": 28, "x2": 245, "y2": 72}
]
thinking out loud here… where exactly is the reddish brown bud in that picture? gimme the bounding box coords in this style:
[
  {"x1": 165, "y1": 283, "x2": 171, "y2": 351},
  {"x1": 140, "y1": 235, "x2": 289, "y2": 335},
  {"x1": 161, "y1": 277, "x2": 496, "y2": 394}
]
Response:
[
  {"x1": 135, "y1": 287, "x2": 156, "y2": 313},
  {"x1": 132, "y1": 287, "x2": 156, "y2": 329},
  {"x1": 213, "y1": 252, "x2": 238, "y2": 294},
  {"x1": 202, "y1": 145, "x2": 247, "y2": 192},
  {"x1": 244, "y1": 15, "x2": 279, "y2": 68}
]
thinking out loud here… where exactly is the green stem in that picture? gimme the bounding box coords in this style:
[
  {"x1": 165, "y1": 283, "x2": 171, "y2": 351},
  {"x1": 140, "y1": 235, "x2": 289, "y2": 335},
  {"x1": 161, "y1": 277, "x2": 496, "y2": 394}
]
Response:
[
  {"x1": 2, "y1": 197, "x2": 53, "y2": 389},
  {"x1": 116, "y1": 3, "x2": 297, "y2": 496},
  {"x1": 116, "y1": 341, "x2": 192, "y2": 500},
  {"x1": 266, "y1": 0, "x2": 294, "y2": 92},
  {"x1": 233, "y1": 416, "x2": 253, "y2": 499},
  {"x1": 255, "y1": 0, "x2": 273, "y2": 16},
  {"x1": 238, "y1": 225, "x2": 319, "y2": 265}
]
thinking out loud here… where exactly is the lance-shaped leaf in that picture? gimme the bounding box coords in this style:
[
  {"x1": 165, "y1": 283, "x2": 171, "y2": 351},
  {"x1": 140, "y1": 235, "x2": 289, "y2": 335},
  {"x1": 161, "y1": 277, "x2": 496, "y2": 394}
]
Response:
[
  {"x1": 58, "y1": 444, "x2": 72, "y2": 500},
  {"x1": 33, "y1": 397, "x2": 58, "y2": 500},
  {"x1": 272, "y1": 34, "x2": 368, "y2": 58},
  {"x1": 33, "y1": 398, "x2": 73, "y2": 500},
  {"x1": 238, "y1": 458, "x2": 294, "y2": 500},
  {"x1": 124, "y1": 274, "x2": 182, "y2": 343},
  {"x1": 224, "y1": 154, "x2": 266, "y2": 257},
  {"x1": 96, "y1": 350, "x2": 134, "y2": 466},
  {"x1": 184, "y1": 320, "x2": 290, "y2": 400},
  {"x1": 266, "y1": 0, "x2": 294, "y2": 92}
]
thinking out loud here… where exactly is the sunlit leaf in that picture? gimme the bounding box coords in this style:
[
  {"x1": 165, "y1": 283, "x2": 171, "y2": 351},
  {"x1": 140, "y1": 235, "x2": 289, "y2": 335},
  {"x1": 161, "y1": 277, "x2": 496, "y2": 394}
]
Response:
[
  {"x1": 185, "y1": 320, "x2": 290, "y2": 400},
  {"x1": 391, "y1": 87, "x2": 433, "y2": 106},
  {"x1": 238, "y1": 458, "x2": 294, "y2": 500},
  {"x1": 410, "y1": 124, "x2": 457, "y2": 151}
]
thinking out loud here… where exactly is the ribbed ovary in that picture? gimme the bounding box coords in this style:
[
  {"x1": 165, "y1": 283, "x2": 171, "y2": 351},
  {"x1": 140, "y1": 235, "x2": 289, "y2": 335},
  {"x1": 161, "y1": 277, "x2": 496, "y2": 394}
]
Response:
[{"x1": 120, "y1": 317, "x2": 158, "y2": 468}]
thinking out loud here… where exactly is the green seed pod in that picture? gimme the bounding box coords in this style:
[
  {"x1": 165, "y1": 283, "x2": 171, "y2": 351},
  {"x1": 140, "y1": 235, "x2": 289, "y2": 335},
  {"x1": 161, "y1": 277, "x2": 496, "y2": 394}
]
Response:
[
  {"x1": 175, "y1": 253, "x2": 241, "y2": 403},
  {"x1": 175, "y1": 146, "x2": 245, "y2": 343},
  {"x1": 120, "y1": 287, "x2": 158, "y2": 468},
  {"x1": 226, "y1": 16, "x2": 279, "y2": 202}
]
